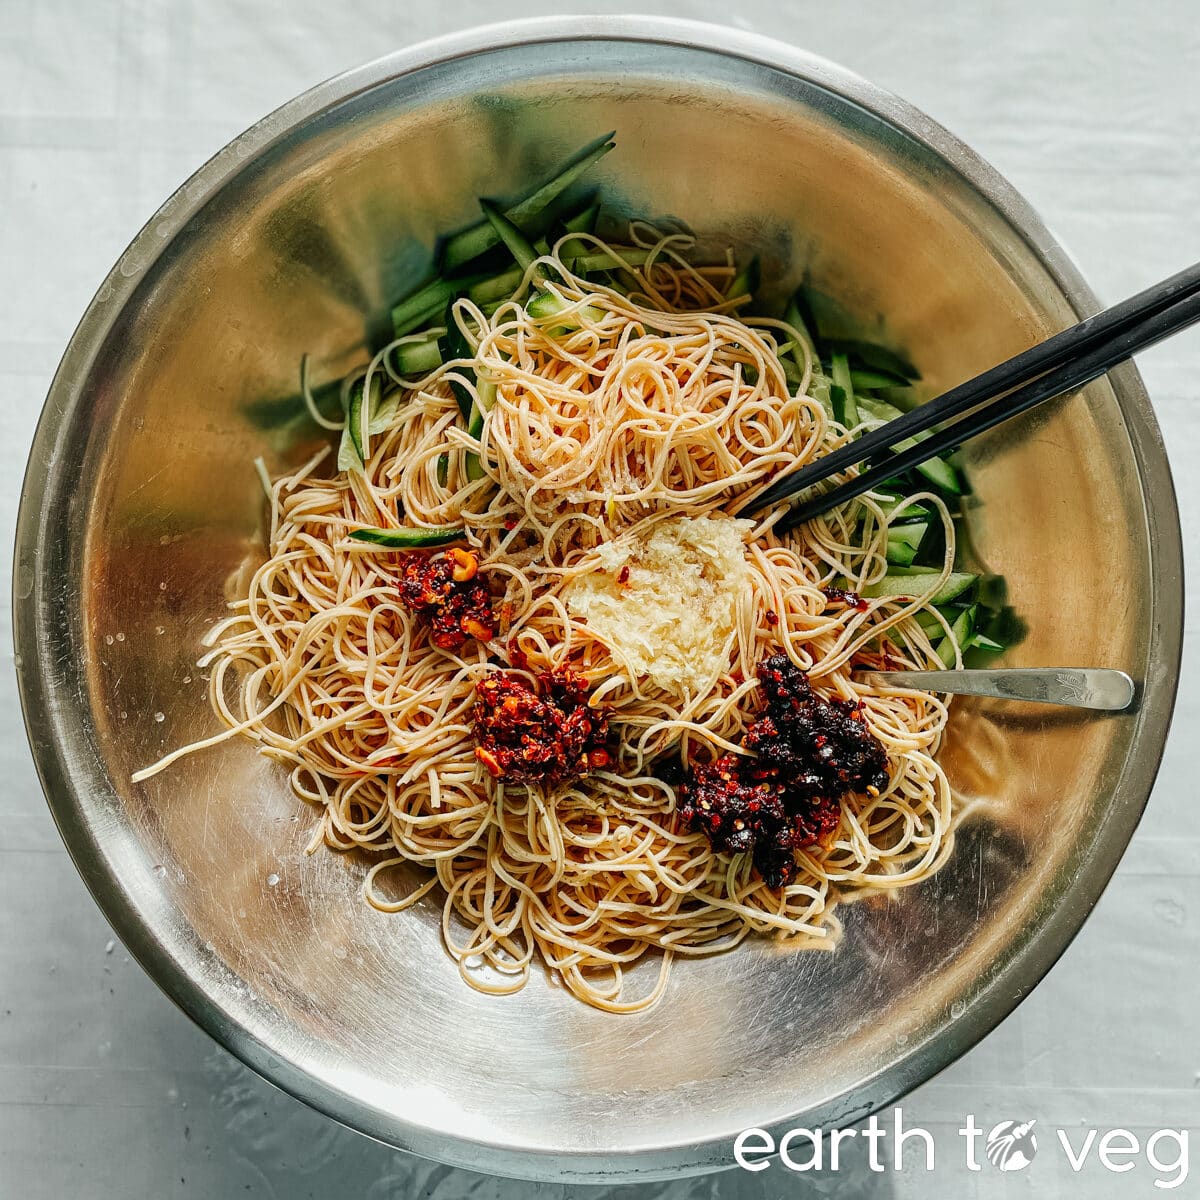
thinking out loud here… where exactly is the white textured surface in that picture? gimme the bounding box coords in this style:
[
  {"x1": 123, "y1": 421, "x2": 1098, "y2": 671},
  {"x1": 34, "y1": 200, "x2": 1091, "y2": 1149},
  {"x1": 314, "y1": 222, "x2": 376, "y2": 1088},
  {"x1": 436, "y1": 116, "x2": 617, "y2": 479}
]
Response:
[{"x1": 2, "y1": 3, "x2": 1198, "y2": 1197}]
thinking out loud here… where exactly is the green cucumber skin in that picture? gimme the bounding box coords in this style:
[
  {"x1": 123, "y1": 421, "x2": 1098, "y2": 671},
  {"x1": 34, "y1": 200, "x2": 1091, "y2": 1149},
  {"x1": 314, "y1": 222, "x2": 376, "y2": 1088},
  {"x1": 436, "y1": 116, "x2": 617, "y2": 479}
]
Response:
[
  {"x1": 861, "y1": 571, "x2": 977, "y2": 606},
  {"x1": 480, "y1": 199, "x2": 540, "y2": 273},
  {"x1": 830, "y1": 351, "x2": 858, "y2": 426},
  {"x1": 438, "y1": 135, "x2": 615, "y2": 272},
  {"x1": 886, "y1": 521, "x2": 929, "y2": 551},
  {"x1": 392, "y1": 340, "x2": 443, "y2": 374},
  {"x1": 350, "y1": 527, "x2": 465, "y2": 548},
  {"x1": 885, "y1": 540, "x2": 918, "y2": 567}
]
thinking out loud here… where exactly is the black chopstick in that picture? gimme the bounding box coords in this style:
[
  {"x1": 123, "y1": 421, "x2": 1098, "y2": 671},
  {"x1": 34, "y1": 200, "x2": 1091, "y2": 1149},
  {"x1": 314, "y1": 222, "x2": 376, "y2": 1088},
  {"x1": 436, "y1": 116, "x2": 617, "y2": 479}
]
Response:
[
  {"x1": 751, "y1": 260, "x2": 1200, "y2": 516},
  {"x1": 775, "y1": 282, "x2": 1200, "y2": 530}
]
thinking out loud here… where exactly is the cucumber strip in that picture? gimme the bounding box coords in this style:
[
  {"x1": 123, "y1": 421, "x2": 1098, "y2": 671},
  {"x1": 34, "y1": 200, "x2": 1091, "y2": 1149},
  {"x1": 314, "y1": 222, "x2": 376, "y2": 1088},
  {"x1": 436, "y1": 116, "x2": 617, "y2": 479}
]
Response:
[
  {"x1": 808, "y1": 372, "x2": 835, "y2": 421},
  {"x1": 876, "y1": 495, "x2": 929, "y2": 520},
  {"x1": 439, "y1": 135, "x2": 615, "y2": 271},
  {"x1": 339, "y1": 374, "x2": 399, "y2": 463},
  {"x1": 563, "y1": 199, "x2": 601, "y2": 234},
  {"x1": 935, "y1": 607, "x2": 975, "y2": 666},
  {"x1": 885, "y1": 539, "x2": 918, "y2": 567},
  {"x1": 468, "y1": 270, "x2": 524, "y2": 306},
  {"x1": 437, "y1": 303, "x2": 478, "y2": 424},
  {"x1": 337, "y1": 425, "x2": 361, "y2": 473},
  {"x1": 346, "y1": 378, "x2": 368, "y2": 461},
  {"x1": 830, "y1": 352, "x2": 858, "y2": 426},
  {"x1": 886, "y1": 521, "x2": 929, "y2": 551},
  {"x1": 476, "y1": 377, "x2": 497, "y2": 411},
  {"x1": 367, "y1": 389, "x2": 402, "y2": 436},
  {"x1": 526, "y1": 290, "x2": 605, "y2": 329},
  {"x1": 914, "y1": 608, "x2": 945, "y2": 634},
  {"x1": 858, "y1": 395, "x2": 963, "y2": 495},
  {"x1": 850, "y1": 367, "x2": 912, "y2": 391},
  {"x1": 464, "y1": 387, "x2": 488, "y2": 482},
  {"x1": 480, "y1": 199, "x2": 540, "y2": 273},
  {"x1": 913, "y1": 455, "x2": 963, "y2": 495},
  {"x1": 856, "y1": 394, "x2": 906, "y2": 423},
  {"x1": 460, "y1": 373, "x2": 496, "y2": 482},
  {"x1": 350, "y1": 526, "x2": 466, "y2": 548},
  {"x1": 951, "y1": 604, "x2": 977, "y2": 642},
  {"x1": 725, "y1": 254, "x2": 761, "y2": 301},
  {"x1": 391, "y1": 279, "x2": 458, "y2": 338},
  {"x1": 861, "y1": 571, "x2": 977, "y2": 605},
  {"x1": 391, "y1": 337, "x2": 443, "y2": 375},
  {"x1": 557, "y1": 200, "x2": 602, "y2": 260},
  {"x1": 830, "y1": 384, "x2": 849, "y2": 425},
  {"x1": 825, "y1": 338, "x2": 920, "y2": 382},
  {"x1": 568, "y1": 248, "x2": 654, "y2": 274},
  {"x1": 436, "y1": 454, "x2": 449, "y2": 487},
  {"x1": 968, "y1": 632, "x2": 1006, "y2": 653},
  {"x1": 934, "y1": 635, "x2": 958, "y2": 668}
]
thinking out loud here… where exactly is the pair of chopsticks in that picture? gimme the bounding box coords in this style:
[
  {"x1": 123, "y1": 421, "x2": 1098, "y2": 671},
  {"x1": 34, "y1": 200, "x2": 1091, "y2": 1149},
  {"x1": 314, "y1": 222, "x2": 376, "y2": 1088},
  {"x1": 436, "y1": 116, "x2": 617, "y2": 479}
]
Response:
[{"x1": 753, "y1": 262, "x2": 1200, "y2": 528}]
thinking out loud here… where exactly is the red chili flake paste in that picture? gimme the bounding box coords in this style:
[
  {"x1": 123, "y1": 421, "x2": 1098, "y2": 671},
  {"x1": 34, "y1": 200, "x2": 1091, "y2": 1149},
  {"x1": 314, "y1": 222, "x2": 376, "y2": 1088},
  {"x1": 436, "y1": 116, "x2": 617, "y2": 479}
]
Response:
[
  {"x1": 395, "y1": 548, "x2": 494, "y2": 651},
  {"x1": 473, "y1": 667, "x2": 611, "y2": 787},
  {"x1": 820, "y1": 585, "x2": 869, "y2": 613},
  {"x1": 676, "y1": 654, "x2": 889, "y2": 887}
]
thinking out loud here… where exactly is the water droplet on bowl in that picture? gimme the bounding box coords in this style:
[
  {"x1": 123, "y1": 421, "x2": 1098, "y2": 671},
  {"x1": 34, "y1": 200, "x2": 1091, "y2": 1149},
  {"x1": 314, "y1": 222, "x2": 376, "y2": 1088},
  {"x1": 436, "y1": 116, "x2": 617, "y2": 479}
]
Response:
[
  {"x1": 950, "y1": 999, "x2": 966, "y2": 1019},
  {"x1": 266, "y1": 873, "x2": 280, "y2": 887},
  {"x1": 104, "y1": 940, "x2": 114, "y2": 955},
  {"x1": 155, "y1": 626, "x2": 165, "y2": 636},
  {"x1": 105, "y1": 635, "x2": 114, "y2": 645},
  {"x1": 152, "y1": 864, "x2": 167, "y2": 878},
  {"x1": 115, "y1": 632, "x2": 125, "y2": 642},
  {"x1": 154, "y1": 712, "x2": 165, "y2": 723}
]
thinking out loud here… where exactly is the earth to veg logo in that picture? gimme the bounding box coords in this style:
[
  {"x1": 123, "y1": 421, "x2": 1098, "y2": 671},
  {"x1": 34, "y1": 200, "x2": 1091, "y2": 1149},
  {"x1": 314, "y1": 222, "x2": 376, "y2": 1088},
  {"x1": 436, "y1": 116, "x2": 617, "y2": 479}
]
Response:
[
  {"x1": 985, "y1": 1120, "x2": 1038, "y2": 1171},
  {"x1": 733, "y1": 1108, "x2": 1189, "y2": 1188}
]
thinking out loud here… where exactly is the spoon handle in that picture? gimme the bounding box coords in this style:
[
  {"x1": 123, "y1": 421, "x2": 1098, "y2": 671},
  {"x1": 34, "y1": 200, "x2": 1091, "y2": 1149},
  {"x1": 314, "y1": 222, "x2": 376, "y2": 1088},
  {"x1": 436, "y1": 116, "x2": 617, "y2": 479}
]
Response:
[{"x1": 862, "y1": 668, "x2": 1136, "y2": 711}]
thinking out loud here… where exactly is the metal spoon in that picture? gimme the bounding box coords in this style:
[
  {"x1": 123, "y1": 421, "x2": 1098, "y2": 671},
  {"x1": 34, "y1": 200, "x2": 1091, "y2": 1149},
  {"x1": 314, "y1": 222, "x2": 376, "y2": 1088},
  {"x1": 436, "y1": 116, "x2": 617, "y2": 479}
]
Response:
[{"x1": 860, "y1": 668, "x2": 1136, "y2": 711}]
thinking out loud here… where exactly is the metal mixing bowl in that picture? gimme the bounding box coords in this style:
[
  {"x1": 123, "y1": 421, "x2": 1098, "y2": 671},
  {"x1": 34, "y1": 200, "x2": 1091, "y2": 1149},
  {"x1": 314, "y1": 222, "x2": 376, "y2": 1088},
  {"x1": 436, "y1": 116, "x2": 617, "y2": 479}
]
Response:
[{"x1": 13, "y1": 16, "x2": 1182, "y2": 1183}]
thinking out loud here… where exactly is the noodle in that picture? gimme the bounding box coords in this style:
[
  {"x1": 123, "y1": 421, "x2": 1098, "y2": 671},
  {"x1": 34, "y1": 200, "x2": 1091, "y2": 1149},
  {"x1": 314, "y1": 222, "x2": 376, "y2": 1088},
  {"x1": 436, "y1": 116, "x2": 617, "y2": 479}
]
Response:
[{"x1": 135, "y1": 227, "x2": 960, "y2": 1013}]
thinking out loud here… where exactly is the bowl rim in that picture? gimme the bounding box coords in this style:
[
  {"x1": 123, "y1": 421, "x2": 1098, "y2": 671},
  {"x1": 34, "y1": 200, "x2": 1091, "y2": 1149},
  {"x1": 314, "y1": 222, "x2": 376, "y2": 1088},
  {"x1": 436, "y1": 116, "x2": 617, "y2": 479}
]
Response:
[{"x1": 12, "y1": 14, "x2": 1184, "y2": 1183}]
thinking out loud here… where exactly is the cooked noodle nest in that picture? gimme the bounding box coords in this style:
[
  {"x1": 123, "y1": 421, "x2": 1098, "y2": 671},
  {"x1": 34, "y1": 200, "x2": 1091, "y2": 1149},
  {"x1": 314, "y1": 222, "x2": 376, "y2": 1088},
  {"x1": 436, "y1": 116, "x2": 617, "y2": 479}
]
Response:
[{"x1": 135, "y1": 227, "x2": 960, "y2": 1012}]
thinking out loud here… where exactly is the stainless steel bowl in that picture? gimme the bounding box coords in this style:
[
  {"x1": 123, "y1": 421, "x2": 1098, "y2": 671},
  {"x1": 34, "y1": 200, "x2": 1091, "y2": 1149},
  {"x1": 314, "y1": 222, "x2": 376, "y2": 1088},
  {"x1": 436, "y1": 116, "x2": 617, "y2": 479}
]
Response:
[{"x1": 13, "y1": 16, "x2": 1182, "y2": 1183}]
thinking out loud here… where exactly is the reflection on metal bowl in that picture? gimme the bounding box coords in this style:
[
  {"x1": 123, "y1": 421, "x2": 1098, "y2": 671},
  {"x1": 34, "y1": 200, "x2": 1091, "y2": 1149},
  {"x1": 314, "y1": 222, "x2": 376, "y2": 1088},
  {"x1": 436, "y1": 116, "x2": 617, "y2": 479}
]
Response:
[{"x1": 12, "y1": 15, "x2": 1182, "y2": 1184}]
